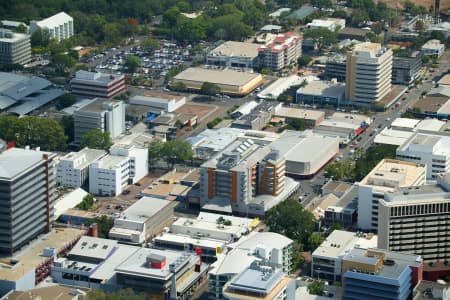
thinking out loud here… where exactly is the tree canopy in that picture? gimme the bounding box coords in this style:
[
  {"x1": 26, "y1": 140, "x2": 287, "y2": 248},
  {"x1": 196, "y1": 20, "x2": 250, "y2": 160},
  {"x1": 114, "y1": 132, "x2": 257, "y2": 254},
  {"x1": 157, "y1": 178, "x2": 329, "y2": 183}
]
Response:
[
  {"x1": 354, "y1": 144, "x2": 397, "y2": 180},
  {"x1": 303, "y1": 29, "x2": 338, "y2": 48},
  {"x1": 80, "y1": 129, "x2": 113, "y2": 150},
  {"x1": 86, "y1": 288, "x2": 146, "y2": 300},
  {"x1": 148, "y1": 139, "x2": 164, "y2": 169},
  {"x1": 201, "y1": 82, "x2": 221, "y2": 95},
  {"x1": 57, "y1": 93, "x2": 77, "y2": 109},
  {"x1": 124, "y1": 55, "x2": 141, "y2": 73},
  {"x1": 77, "y1": 194, "x2": 96, "y2": 210},
  {"x1": 161, "y1": 140, "x2": 194, "y2": 168},
  {"x1": 85, "y1": 215, "x2": 114, "y2": 239},
  {"x1": 308, "y1": 280, "x2": 325, "y2": 295}
]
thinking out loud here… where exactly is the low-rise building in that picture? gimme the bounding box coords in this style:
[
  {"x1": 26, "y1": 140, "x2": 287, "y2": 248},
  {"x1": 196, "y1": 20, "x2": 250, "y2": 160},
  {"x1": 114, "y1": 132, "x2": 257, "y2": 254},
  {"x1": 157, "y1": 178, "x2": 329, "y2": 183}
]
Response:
[
  {"x1": 30, "y1": 12, "x2": 73, "y2": 42},
  {"x1": 306, "y1": 18, "x2": 345, "y2": 31},
  {"x1": 0, "y1": 285, "x2": 86, "y2": 300},
  {"x1": 337, "y1": 27, "x2": 369, "y2": 41},
  {"x1": 0, "y1": 29, "x2": 31, "y2": 66},
  {"x1": 129, "y1": 92, "x2": 186, "y2": 114},
  {"x1": 231, "y1": 101, "x2": 281, "y2": 131},
  {"x1": 109, "y1": 197, "x2": 176, "y2": 244},
  {"x1": 392, "y1": 51, "x2": 423, "y2": 86},
  {"x1": 413, "y1": 280, "x2": 450, "y2": 300},
  {"x1": 56, "y1": 148, "x2": 107, "y2": 188},
  {"x1": 274, "y1": 107, "x2": 325, "y2": 127},
  {"x1": 323, "y1": 185, "x2": 358, "y2": 228},
  {"x1": 141, "y1": 169, "x2": 199, "y2": 201},
  {"x1": 315, "y1": 112, "x2": 371, "y2": 144},
  {"x1": 296, "y1": 79, "x2": 346, "y2": 106},
  {"x1": 421, "y1": 39, "x2": 445, "y2": 57},
  {"x1": 70, "y1": 70, "x2": 126, "y2": 99},
  {"x1": 257, "y1": 75, "x2": 314, "y2": 100},
  {"x1": 207, "y1": 41, "x2": 260, "y2": 68},
  {"x1": 257, "y1": 32, "x2": 302, "y2": 71},
  {"x1": 53, "y1": 188, "x2": 89, "y2": 221},
  {"x1": 324, "y1": 54, "x2": 347, "y2": 82}
]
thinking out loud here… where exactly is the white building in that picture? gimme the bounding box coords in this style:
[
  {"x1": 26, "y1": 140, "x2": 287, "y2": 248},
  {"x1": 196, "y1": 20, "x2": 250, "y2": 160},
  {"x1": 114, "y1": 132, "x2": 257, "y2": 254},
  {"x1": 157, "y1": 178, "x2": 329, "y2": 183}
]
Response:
[
  {"x1": 357, "y1": 159, "x2": 426, "y2": 231},
  {"x1": 421, "y1": 39, "x2": 445, "y2": 57},
  {"x1": 56, "y1": 148, "x2": 107, "y2": 188},
  {"x1": 129, "y1": 92, "x2": 186, "y2": 114},
  {"x1": 311, "y1": 230, "x2": 378, "y2": 282},
  {"x1": 0, "y1": 29, "x2": 31, "y2": 66},
  {"x1": 30, "y1": 12, "x2": 74, "y2": 42},
  {"x1": 207, "y1": 41, "x2": 261, "y2": 69},
  {"x1": 89, "y1": 144, "x2": 148, "y2": 196},
  {"x1": 397, "y1": 133, "x2": 450, "y2": 179},
  {"x1": 307, "y1": 18, "x2": 346, "y2": 31}
]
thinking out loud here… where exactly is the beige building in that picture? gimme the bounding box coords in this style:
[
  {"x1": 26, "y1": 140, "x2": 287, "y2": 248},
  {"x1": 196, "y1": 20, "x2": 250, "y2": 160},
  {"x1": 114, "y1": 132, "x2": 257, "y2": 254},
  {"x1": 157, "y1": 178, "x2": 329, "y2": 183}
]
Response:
[
  {"x1": 357, "y1": 159, "x2": 426, "y2": 231},
  {"x1": 345, "y1": 42, "x2": 392, "y2": 104}
]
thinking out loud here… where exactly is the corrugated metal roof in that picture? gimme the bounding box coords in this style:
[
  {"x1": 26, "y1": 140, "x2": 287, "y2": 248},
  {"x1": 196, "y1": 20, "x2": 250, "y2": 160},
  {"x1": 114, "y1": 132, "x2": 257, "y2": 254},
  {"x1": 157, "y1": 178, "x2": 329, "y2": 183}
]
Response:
[{"x1": 7, "y1": 89, "x2": 64, "y2": 116}]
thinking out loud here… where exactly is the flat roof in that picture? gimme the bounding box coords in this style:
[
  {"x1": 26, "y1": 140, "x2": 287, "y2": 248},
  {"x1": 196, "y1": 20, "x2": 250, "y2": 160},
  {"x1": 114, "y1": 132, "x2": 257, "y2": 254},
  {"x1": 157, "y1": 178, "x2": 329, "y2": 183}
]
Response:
[
  {"x1": 258, "y1": 75, "x2": 316, "y2": 99},
  {"x1": 398, "y1": 132, "x2": 450, "y2": 156},
  {"x1": 391, "y1": 117, "x2": 420, "y2": 129},
  {"x1": 3, "y1": 285, "x2": 86, "y2": 300},
  {"x1": 96, "y1": 154, "x2": 128, "y2": 169},
  {"x1": 0, "y1": 30, "x2": 29, "y2": 43},
  {"x1": 322, "y1": 180, "x2": 353, "y2": 194},
  {"x1": 0, "y1": 228, "x2": 84, "y2": 281},
  {"x1": 416, "y1": 119, "x2": 446, "y2": 131},
  {"x1": 119, "y1": 197, "x2": 173, "y2": 223},
  {"x1": 172, "y1": 217, "x2": 245, "y2": 237},
  {"x1": 374, "y1": 128, "x2": 414, "y2": 146},
  {"x1": 226, "y1": 266, "x2": 286, "y2": 296},
  {"x1": 69, "y1": 236, "x2": 118, "y2": 261},
  {"x1": 59, "y1": 147, "x2": 107, "y2": 169},
  {"x1": 153, "y1": 233, "x2": 225, "y2": 250},
  {"x1": 173, "y1": 67, "x2": 262, "y2": 87},
  {"x1": 413, "y1": 96, "x2": 449, "y2": 113},
  {"x1": 275, "y1": 107, "x2": 325, "y2": 121},
  {"x1": 54, "y1": 188, "x2": 89, "y2": 219},
  {"x1": 0, "y1": 148, "x2": 53, "y2": 180},
  {"x1": 61, "y1": 98, "x2": 97, "y2": 115},
  {"x1": 438, "y1": 74, "x2": 450, "y2": 86},
  {"x1": 209, "y1": 41, "x2": 260, "y2": 59},
  {"x1": 76, "y1": 98, "x2": 123, "y2": 113}
]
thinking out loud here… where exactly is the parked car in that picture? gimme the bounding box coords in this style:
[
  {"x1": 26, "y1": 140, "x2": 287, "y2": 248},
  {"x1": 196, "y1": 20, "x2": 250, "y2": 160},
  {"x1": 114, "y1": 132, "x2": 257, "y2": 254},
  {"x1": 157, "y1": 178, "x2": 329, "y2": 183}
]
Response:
[{"x1": 122, "y1": 190, "x2": 131, "y2": 195}]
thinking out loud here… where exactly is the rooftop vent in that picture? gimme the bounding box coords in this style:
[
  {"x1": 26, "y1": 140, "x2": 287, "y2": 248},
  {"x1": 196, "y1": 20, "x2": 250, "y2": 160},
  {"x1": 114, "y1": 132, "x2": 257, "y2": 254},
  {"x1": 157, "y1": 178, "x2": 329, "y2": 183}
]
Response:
[{"x1": 383, "y1": 259, "x2": 395, "y2": 266}]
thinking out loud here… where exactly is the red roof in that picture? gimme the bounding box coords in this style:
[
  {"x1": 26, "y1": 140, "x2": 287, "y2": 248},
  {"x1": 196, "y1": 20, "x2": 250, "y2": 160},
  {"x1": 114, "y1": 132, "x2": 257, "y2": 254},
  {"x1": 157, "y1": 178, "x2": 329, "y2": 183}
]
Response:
[{"x1": 355, "y1": 127, "x2": 364, "y2": 135}]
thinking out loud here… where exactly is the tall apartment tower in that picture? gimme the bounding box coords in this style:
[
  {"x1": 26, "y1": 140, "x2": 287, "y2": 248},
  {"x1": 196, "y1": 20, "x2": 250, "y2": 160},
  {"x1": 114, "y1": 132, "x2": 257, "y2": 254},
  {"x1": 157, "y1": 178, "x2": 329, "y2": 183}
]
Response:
[
  {"x1": 0, "y1": 144, "x2": 56, "y2": 255},
  {"x1": 345, "y1": 42, "x2": 393, "y2": 104}
]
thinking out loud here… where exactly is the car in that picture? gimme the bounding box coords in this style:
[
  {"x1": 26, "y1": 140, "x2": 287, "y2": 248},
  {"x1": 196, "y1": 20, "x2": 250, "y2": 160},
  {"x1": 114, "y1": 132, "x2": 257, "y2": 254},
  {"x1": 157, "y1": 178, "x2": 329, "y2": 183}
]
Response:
[
  {"x1": 122, "y1": 190, "x2": 131, "y2": 195},
  {"x1": 377, "y1": 124, "x2": 382, "y2": 128},
  {"x1": 369, "y1": 132, "x2": 374, "y2": 137},
  {"x1": 134, "y1": 195, "x2": 143, "y2": 199},
  {"x1": 134, "y1": 182, "x2": 141, "y2": 186},
  {"x1": 386, "y1": 117, "x2": 391, "y2": 121}
]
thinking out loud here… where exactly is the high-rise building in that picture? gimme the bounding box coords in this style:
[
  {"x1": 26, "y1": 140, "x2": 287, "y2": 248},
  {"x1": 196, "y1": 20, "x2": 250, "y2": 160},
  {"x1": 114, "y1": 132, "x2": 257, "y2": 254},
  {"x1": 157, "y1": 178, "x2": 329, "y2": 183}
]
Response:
[
  {"x1": 0, "y1": 29, "x2": 31, "y2": 66},
  {"x1": 73, "y1": 98, "x2": 125, "y2": 144},
  {"x1": 0, "y1": 144, "x2": 56, "y2": 254},
  {"x1": 257, "y1": 33, "x2": 302, "y2": 71},
  {"x1": 345, "y1": 42, "x2": 392, "y2": 104},
  {"x1": 30, "y1": 12, "x2": 74, "y2": 42},
  {"x1": 357, "y1": 159, "x2": 426, "y2": 231}
]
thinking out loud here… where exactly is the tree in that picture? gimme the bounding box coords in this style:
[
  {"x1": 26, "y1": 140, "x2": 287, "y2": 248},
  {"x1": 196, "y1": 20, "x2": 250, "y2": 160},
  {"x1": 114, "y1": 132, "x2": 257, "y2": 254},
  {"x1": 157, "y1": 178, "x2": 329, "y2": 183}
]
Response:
[
  {"x1": 265, "y1": 198, "x2": 316, "y2": 248},
  {"x1": 308, "y1": 281, "x2": 325, "y2": 295},
  {"x1": 80, "y1": 129, "x2": 113, "y2": 150},
  {"x1": 171, "y1": 81, "x2": 187, "y2": 92},
  {"x1": 354, "y1": 144, "x2": 397, "y2": 180},
  {"x1": 308, "y1": 232, "x2": 325, "y2": 250},
  {"x1": 51, "y1": 53, "x2": 76, "y2": 76},
  {"x1": 325, "y1": 159, "x2": 355, "y2": 181},
  {"x1": 58, "y1": 93, "x2": 77, "y2": 109},
  {"x1": 124, "y1": 55, "x2": 141, "y2": 73},
  {"x1": 85, "y1": 216, "x2": 114, "y2": 239},
  {"x1": 303, "y1": 29, "x2": 338, "y2": 48},
  {"x1": 86, "y1": 288, "x2": 146, "y2": 300},
  {"x1": 60, "y1": 115, "x2": 75, "y2": 142},
  {"x1": 31, "y1": 28, "x2": 51, "y2": 47},
  {"x1": 141, "y1": 37, "x2": 159, "y2": 54},
  {"x1": 148, "y1": 139, "x2": 164, "y2": 169},
  {"x1": 161, "y1": 140, "x2": 194, "y2": 169},
  {"x1": 298, "y1": 55, "x2": 312, "y2": 67},
  {"x1": 103, "y1": 23, "x2": 121, "y2": 44},
  {"x1": 201, "y1": 82, "x2": 221, "y2": 95},
  {"x1": 77, "y1": 194, "x2": 96, "y2": 210}
]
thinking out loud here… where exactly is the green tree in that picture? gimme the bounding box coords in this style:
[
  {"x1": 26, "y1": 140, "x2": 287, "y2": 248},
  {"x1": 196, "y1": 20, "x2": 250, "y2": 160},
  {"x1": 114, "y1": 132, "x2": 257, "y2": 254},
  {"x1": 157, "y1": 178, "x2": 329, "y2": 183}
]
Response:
[
  {"x1": 265, "y1": 198, "x2": 316, "y2": 249},
  {"x1": 298, "y1": 55, "x2": 312, "y2": 67},
  {"x1": 77, "y1": 194, "x2": 96, "y2": 210},
  {"x1": 85, "y1": 216, "x2": 114, "y2": 239},
  {"x1": 303, "y1": 29, "x2": 338, "y2": 48},
  {"x1": 86, "y1": 288, "x2": 146, "y2": 300},
  {"x1": 308, "y1": 280, "x2": 325, "y2": 295},
  {"x1": 103, "y1": 23, "x2": 121, "y2": 44},
  {"x1": 124, "y1": 55, "x2": 141, "y2": 73},
  {"x1": 141, "y1": 37, "x2": 159, "y2": 54},
  {"x1": 354, "y1": 144, "x2": 397, "y2": 180},
  {"x1": 31, "y1": 28, "x2": 51, "y2": 47},
  {"x1": 325, "y1": 159, "x2": 355, "y2": 180},
  {"x1": 58, "y1": 93, "x2": 77, "y2": 109},
  {"x1": 171, "y1": 81, "x2": 187, "y2": 92},
  {"x1": 51, "y1": 53, "x2": 76, "y2": 76},
  {"x1": 201, "y1": 82, "x2": 221, "y2": 95},
  {"x1": 16, "y1": 24, "x2": 28, "y2": 34},
  {"x1": 161, "y1": 140, "x2": 194, "y2": 168},
  {"x1": 60, "y1": 115, "x2": 75, "y2": 142},
  {"x1": 80, "y1": 129, "x2": 113, "y2": 150},
  {"x1": 148, "y1": 139, "x2": 164, "y2": 169},
  {"x1": 308, "y1": 232, "x2": 325, "y2": 251}
]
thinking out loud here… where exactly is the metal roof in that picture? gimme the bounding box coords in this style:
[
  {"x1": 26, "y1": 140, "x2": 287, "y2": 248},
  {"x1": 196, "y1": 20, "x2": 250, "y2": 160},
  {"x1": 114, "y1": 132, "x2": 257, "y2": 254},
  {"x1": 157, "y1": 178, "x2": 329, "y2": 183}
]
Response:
[{"x1": 7, "y1": 89, "x2": 64, "y2": 115}]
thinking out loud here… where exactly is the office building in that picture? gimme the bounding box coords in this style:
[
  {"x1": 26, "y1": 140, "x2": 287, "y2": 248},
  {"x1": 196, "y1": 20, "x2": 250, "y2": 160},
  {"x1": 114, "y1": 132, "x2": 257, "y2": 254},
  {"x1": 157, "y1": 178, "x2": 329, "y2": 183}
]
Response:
[
  {"x1": 223, "y1": 262, "x2": 296, "y2": 300},
  {"x1": 306, "y1": 18, "x2": 346, "y2": 31},
  {"x1": 207, "y1": 41, "x2": 260, "y2": 68},
  {"x1": 129, "y1": 92, "x2": 185, "y2": 114},
  {"x1": 89, "y1": 144, "x2": 148, "y2": 196},
  {"x1": 209, "y1": 232, "x2": 294, "y2": 300},
  {"x1": 311, "y1": 230, "x2": 378, "y2": 282},
  {"x1": 392, "y1": 51, "x2": 422, "y2": 86},
  {"x1": 378, "y1": 173, "x2": 450, "y2": 263},
  {"x1": 325, "y1": 54, "x2": 347, "y2": 82},
  {"x1": 56, "y1": 148, "x2": 107, "y2": 188},
  {"x1": 357, "y1": 159, "x2": 426, "y2": 231},
  {"x1": 231, "y1": 101, "x2": 281, "y2": 131},
  {"x1": 0, "y1": 144, "x2": 56, "y2": 255},
  {"x1": 397, "y1": 133, "x2": 450, "y2": 179},
  {"x1": 70, "y1": 70, "x2": 126, "y2": 99},
  {"x1": 296, "y1": 79, "x2": 346, "y2": 106},
  {"x1": 0, "y1": 29, "x2": 31, "y2": 66},
  {"x1": 30, "y1": 12, "x2": 74, "y2": 42},
  {"x1": 421, "y1": 39, "x2": 445, "y2": 57},
  {"x1": 345, "y1": 42, "x2": 393, "y2": 104},
  {"x1": 342, "y1": 248, "x2": 423, "y2": 300},
  {"x1": 257, "y1": 33, "x2": 302, "y2": 71},
  {"x1": 200, "y1": 139, "x2": 299, "y2": 216},
  {"x1": 109, "y1": 197, "x2": 176, "y2": 245},
  {"x1": 73, "y1": 98, "x2": 125, "y2": 144}
]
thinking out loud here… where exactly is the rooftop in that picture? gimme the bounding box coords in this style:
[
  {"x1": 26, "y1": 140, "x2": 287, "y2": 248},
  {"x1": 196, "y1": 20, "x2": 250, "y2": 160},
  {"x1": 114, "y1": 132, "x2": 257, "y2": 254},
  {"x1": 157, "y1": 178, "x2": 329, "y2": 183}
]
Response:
[
  {"x1": 33, "y1": 12, "x2": 73, "y2": 28},
  {"x1": 413, "y1": 96, "x2": 449, "y2": 113},
  {"x1": 258, "y1": 75, "x2": 316, "y2": 100},
  {"x1": 391, "y1": 117, "x2": 420, "y2": 129},
  {"x1": 416, "y1": 118, "x2": 446, "y2": 132},
  {"x1": 374, "y1": 128, "x2": 414, "y2": 146},
  {"x1": 71, "y1": 70, "x2": 124, "y2": 86},
  {"x1": 438, "y1": 74, "x2": 450, "y2": 86},
  {"x1": 118, "y1": 197, "x2": 174, "y2": 223},
  {"x1": 8, "y1": 89, "x2": 64, "y2": 116},
  {"x1": 2, "y1": 286, "x2": 86, "y2": 300},
  {"x1": 95, "y1": 154, "x2": 128, "y2": 170},
  {"x1": 413, "y1": 280, "x2": 450, "y2": 300},
  {"x1": 398, "y1": 133, "x2": 450, "y2": 157},
  {"x1": 76, "y1": 98, "x2": 123, "y2": 113},
  {"x1": 54, "y1": 188, "x2": 89, "y2": 220},
  {"x1": 173, "y1": 67, "x2": 262, "y2": 87},
  {"x1": 61, "y1": 98, "x2": 97, "y2": 115},
  {"x1": 69, "y1": 236, "x2": 118, "y2": 261},
  {"x1": 320, "y1": 112, "x2": 370, "y2": 130},
  {"x1": 275, "y1": 107, "x2": 325, "y2": 122},
  {"x1": 297, "y1": 80, "x2": 345, "y2": 97},
  {"x1": 59, "y1": 147, "x2": 107, "y2": 169},
  {"x1": 0, "y1": 148, "x2": 54, "y2": 181},
  {"x1": 422, "y1": 39, "x2": 444, "y2": 49},
  {"x1": 0, "y1": 30, "x2": 29, "y2": 43},
  {"x1": 322, "y1": 180, "x2": 353, "y2": 194},
  {"x1": 209, "y1": 41, "x2": 260, "y2": 59}
]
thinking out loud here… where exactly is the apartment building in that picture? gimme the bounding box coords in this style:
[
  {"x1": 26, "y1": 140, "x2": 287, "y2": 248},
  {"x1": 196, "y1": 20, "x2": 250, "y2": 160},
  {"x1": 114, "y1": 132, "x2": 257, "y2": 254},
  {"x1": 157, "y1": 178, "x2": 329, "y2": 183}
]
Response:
[
  {"x1": 345, "y1": 42, "x2": 393, "y2": 104},
  {"x1": 397, "y1": 133, "x2": 450, "y2": 179},
  {"x1": 200, "y1": 139, "x2": 299, "y2": 216},
  {"x1": 357, "y1": 159, "x2": 426, "y2": 231},
  {"x1": 0, "y1": 29, "x2": 31, "y2": 66},
  {"x1": 378, "y1": 173, "x2": 450, "y2": 263},
  {"x1": 56, "y1": 148, "x2": 107, "y2": 188},
  {"x1": 0, "y1": 145, "x2": 56, "y2": 254},
  {"x1": 257, "y1": 33, "x2": 302, "y2": 71},
  {"x1": 89, "y1": 144, "x2": 148, "y2": 196},
  {"x1": 30, "y1": 12, "x2": 74, "y2": 42},
  {"x1": 73, "y1": 98, "x2": 125, "y2": 144},
  {"x1": 70, "y1": 70, "x2": 126, "y2": 99}
]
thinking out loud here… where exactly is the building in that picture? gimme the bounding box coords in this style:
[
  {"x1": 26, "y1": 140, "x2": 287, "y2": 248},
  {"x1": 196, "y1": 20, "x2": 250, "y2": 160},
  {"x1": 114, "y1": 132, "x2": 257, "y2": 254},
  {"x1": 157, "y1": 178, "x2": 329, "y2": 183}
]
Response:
[
  {"x1": 337, "y1": 27, "x2": 369, "y2": 41},
  {"x1": 377, "y1": 173, "x2": 450, "y2": 263},
  {"x1": 342, "y1": 248, "x2": 423, "y2": 300},
  {"x1": 70, "y1": 70, "x2": 126, "y2": 99},
  {"x1": 323, "y1": 185, "x2": 358, "y2": 228},
  {"x1": 230, "y1": 101, "x2": 259, "y2": 119},
  {"x1": 306, "y1": 18, "x2": 345, "y2": 31},
  {"x1": 257, "y1": 33, "x2": 301, "y2": 71},
  {"x1": 73, "y1": 98, "x2": 125, "y2": 144},
  {"x1": 257, "y1": 75, "x2": 314, "y2": 100},
  {"x1": 325, "y1": 54, "x2": 347, "y2": 82},
  {"x1": 200, "y1": 139, "x2": 299, "y2": 216},
  {"x1": 223, "y1": 262, "x2": 296, "y2": 300},
  {"x1": 270, "y1": 130, "x2": 339, "y2": 178},
  {"x1": 52, "y1": 236, "x2": 208, "y2": 300},
  {"x1": 53, "y1": 188, "x2": 89, "y2": 221},
  {"x1": 413, "y1": 280, "x2": 450, "y2": 300},
  {"x1": 171, "y1": 67, "x2": 263, "y2": 96},
  {"x1": 56, "y1": 148, "x2": 107, "y2": 188},
  {"x1": 30, "y1": 12, "x2": 74, "y2": 42},
  {"x1": 0, "y1": 145, "x2": 56, "y2": 255},
  {"x1": 0, "y1": 20, "x2": 28, "y2": 31},
  {"x1": 274, "y1": 107, "x2": 325, "y2": 127},
  {"x1": 357, "y1": 159, "x2": 426, "y2": 231},
  {"x1": 311, "y1": 230, "x2": 378, "y2": 282},
  {"x1": 0, "y1": 29, "x2": 31, "y2": 66},
  {"x1": 129, "y1": 92, "x2": 185, "y2": 114},
  {"x1": 269, "y1": 8, "x2": 292, "y2": 18},
  {"x1": 392, "y1": 51, "x2": 423, "y2": 86},
  {"x1": 296, "y1": 79, "x2": 346, "y2": 106},
  {"x1": 397, "y1": 133, "x2": 450, "y2": 179},
  {"x1": 0, "y1": 285, "x2": 86, "y2": 300},
  {"x1": 421, "y1": 39, "x2": 445, "y2": 57},
  {"x1": 207, "y1": 41, "x2": 260, "y2": 68},
  {"x1": 345, "y1": 42, "x2": 393, "y2": 104},
  {"x1": 209, "y1": 232, "x2": 294, "y2": 300},
  {"x1": 141, "y1": 169, "x2": 199, "y2": 201},
  {"x1": 231, "y1": 101, "x2": 281, "y2": 131},
  {"x1": 109, "y1": 197, "x2": 176, "y2": 244},
  {"x1": 89, "y1": 144, "x2": 148, "y2": 196}
]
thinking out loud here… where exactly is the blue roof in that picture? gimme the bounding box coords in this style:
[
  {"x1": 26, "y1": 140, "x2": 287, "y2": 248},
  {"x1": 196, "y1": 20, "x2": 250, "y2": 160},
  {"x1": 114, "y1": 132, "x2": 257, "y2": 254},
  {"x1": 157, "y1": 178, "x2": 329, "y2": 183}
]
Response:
[
  {"x1": 145, "y1": 113, "x2": 158, "y2": 122},
  {"x1": 288, "y1": 5, "x2": 317, "y2": 20}
]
